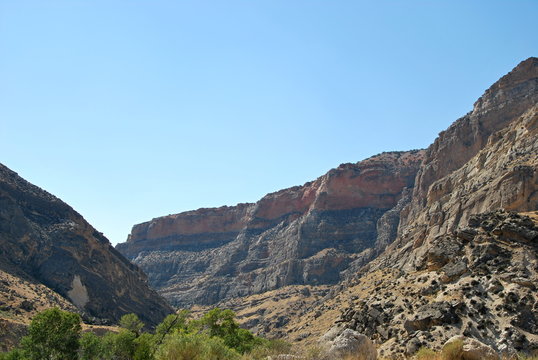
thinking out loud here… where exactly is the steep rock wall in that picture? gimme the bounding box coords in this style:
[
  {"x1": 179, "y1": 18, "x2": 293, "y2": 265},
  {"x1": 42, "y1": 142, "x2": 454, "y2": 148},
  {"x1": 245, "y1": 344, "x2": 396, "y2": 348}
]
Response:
[{"x1": 117, "y1": 150, "x2": 424, "y2": 306}]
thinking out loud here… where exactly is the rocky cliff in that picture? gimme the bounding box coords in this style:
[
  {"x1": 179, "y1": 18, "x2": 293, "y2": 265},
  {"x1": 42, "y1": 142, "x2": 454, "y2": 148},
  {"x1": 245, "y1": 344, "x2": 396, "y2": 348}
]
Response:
[
  {"x1": 280, "y1": 57, "x2": 538, "y2": 357},
  {"x1": 116, "y1": 57, "x2": 537, "y2": 356},
  {"x1": 117, "y1": 150, "x2": 424, "y2": 306},
  {"x1": 381, "y1": 56, "x2": 538, "y2": 270},
  {"x1": 0, "y1": 164, "x2": 173, "y2": 327}
]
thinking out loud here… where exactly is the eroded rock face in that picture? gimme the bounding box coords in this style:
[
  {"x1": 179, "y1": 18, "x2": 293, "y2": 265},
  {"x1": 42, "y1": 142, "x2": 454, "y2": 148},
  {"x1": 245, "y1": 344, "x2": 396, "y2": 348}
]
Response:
[
  {"x1": 330, "y1": 211, "x2": 538, "y2": 358},
  {"x1": 116, "y1": 151, "x2": 424, "y2": 306},
  {"x1": 306, "y1": 58, "x2": 538, "y2": 358},
  {"x1": 391, "y1": 57, "x2": 538, "y2": 269},
  {"x1": 0, "y1": 164, "x2": 172, "y2": 327}
]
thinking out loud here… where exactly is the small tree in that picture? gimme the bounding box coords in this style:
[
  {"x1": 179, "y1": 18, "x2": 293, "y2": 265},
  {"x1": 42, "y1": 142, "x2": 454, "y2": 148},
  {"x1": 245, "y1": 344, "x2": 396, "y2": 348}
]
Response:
[
  {"x1": 79, "y1": 332, "x2": 104, "y2": 360},
  {"x1": 20, "y1": 308, "x2": 81, "y2": 360},
  {"x1": 119, "y1": 313, "x2": 145, "y2": 336},
  {"x1": 192, "y1": 308, "x2": 260, "y2": 354}
]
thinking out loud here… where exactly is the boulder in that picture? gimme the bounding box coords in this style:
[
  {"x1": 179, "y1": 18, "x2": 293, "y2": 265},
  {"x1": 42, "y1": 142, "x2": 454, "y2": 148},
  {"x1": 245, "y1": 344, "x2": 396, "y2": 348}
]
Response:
[
  {"x1": 328, "y1": 329, "x2": 377, "y2": 360},
  {"x1": 444, "y1": 336, "x2": 499, "y2": 360}
]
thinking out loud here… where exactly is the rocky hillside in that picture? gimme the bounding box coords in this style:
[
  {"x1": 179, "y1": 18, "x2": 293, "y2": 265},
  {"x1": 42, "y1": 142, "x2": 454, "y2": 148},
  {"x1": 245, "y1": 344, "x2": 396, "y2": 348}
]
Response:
[
  {"x1": 117, "y1": 57, "x2": 537, "y2": 357},
  {"x1": 117, "y1": 150, "x2": 424, "y2": 306},
  {"x1": 0, "y1": 164, "x2": 173, "y2": 327},
  {"x1": 277, "y1": 57, "x2": 538, "y2": 357}
]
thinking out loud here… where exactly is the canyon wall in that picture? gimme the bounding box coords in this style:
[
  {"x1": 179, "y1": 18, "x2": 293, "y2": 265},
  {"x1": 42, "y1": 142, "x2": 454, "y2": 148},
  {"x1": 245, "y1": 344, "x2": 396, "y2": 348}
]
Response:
[
  {"x1": 117, "y1": 150, "x2": 424, "y2": 306},
  {"x1": 307, "y1": 57, "x2": 538, "y2": 357}
]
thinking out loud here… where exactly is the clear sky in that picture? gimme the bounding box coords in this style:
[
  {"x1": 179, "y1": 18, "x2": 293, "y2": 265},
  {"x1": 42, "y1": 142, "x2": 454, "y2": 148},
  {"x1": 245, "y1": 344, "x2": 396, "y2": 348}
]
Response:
[{"x1": 1, "y1": 1, "x2": 536, "y2": 245}]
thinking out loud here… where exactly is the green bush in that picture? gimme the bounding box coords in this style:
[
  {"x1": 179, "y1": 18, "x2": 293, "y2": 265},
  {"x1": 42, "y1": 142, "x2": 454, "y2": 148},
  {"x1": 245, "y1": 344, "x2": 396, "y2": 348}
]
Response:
[
  {"x1": 154, "y1": 310, "x2": 191, "y2": 347},
  {"x1": 133, "y1": 333, "x2": 155, "y2": 360},
  {"x1": 119, "y1": 313, "x2": 145, "y2": 336},
  {"x1": 0, "y1": 307, "x2": 276, "y2": 360},
  {"x1": 241, "y1": 339, "x2": 292, "y2": 360},
  {"x1": 155, "y1": 332, "x2": 239, "y2": 360},
  {"x1": 416, "y1": 347, "x2": 440, "y2": 360},
  {"x1": 19, "y1": 307, "x2": 81, "y2": 360},
  {"x1": 79, "y1": 332, "x2": 104, "y2": 360},
  {"x1": 191, "y1": 307, "x2": 262, "y2": 354},
  {"x1": 0, "y1": 349, "x2": 25, "y2": 360},
  {"x1": 102, "y1": 329, "x2": 137, "y2": 360}
]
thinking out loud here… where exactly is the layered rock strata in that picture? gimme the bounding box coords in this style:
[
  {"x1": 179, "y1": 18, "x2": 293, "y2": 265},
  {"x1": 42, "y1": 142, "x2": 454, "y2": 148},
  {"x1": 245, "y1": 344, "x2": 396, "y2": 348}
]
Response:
[
  {"x1": 117, "y1": 150, "x2": 424, "y2": 306},
  {"x1": 0, "y1": 164, "x2": 173, "y2": 327},
  {"x1": 293, "y1": 57, "x2": 538, "y2": 357},
  {"x1": 378, "y1": 56, "x2": 538, "y2": 271}
]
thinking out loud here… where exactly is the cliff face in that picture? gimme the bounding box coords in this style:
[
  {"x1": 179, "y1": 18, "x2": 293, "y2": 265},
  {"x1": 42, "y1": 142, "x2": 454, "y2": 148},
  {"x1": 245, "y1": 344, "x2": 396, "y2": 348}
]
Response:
[
  {"x1": 297, "y1": 58, "x2": 538, "y2": 357},
  {"x1": 0, "y1": 164, "x2": 173, "y2": 327},
  {"x1": 117, "y1": 57, "x2": 537, "y2": 356},
  {"x1": 382, "y1": 56, "x2": 538, "y2": 270},
  {"x1": 117, "y1": 150, "x2": 424, "y2": 306}
]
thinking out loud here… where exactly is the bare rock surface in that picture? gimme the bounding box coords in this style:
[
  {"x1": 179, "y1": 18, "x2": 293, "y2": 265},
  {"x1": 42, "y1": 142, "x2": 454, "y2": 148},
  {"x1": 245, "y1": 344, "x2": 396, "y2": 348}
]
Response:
[
  {"x1": 279, "y1": 58, "x2": 538, "y2": 358},
  {"x1": 117, "y1": 151, "x2": 424, "y2": 307},
  {"x1": 0, "y1": 164, "x2": 173, "y2": 327},
  {"x1": 444, "y1": 336, "x2": 499, "y2": 360},
  {"x1": 327, "y1": 329, "x2": 377, "y2": 360}
]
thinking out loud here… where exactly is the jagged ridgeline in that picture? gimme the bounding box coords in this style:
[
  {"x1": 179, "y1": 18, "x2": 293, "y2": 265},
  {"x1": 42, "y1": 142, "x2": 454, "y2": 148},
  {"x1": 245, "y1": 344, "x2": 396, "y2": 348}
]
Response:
[{"x1": 0, "y1": 163, "x2": 173, "y2": 328}]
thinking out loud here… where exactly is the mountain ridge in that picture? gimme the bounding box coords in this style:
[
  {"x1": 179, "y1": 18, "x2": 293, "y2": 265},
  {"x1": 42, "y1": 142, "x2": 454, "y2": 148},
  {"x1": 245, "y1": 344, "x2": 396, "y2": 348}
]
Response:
[{"x1": 0, "y1": 163, "x2": 173, "y2": 328}]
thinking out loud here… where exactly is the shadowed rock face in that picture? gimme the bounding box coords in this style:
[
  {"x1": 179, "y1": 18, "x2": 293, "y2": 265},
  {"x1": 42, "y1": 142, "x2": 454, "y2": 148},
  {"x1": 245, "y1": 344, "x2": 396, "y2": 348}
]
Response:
[
  {"x1": 0, "y1": 164, "x2": 173, "y2": 327},
  {"x1": 116, "y1": 150, "x2": 424, "y2": 306}
]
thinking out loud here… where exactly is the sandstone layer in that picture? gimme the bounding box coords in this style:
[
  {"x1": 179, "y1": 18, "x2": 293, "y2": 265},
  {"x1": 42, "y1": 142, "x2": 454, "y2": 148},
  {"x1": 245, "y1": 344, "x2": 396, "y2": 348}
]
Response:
[
  {"x1": 117, "y1": 150, "x2": 424, "y2": 306},
  {"x1": 0, "y1": 164, "x2": 173, "y2": 327}
]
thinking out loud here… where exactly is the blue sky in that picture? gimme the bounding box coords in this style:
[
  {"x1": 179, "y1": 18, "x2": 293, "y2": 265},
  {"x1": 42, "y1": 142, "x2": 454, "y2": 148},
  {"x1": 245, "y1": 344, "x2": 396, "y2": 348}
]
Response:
[{"x1": 1, "y1": 1, "x2": 536, "y2": 245}]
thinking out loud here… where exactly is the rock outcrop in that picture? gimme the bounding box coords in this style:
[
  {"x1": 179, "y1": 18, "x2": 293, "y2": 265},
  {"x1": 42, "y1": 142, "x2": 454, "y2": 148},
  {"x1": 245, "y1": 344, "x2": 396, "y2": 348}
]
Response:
[
  {"x1": 117, "y1": 151, "x2": 424, "y2": 306},
  {"x1": 0, "y1": 163, "x2": 173, "y2": 327},
  {"x1": 285, "y1": 57, "x2": 538, "y2": 357},
  {"x1": 327, "y1": 211, "x2": 538, "y2": 357},
  {"x1": 388, "y1": 56, "x2": 538, "y2": 270},
  {"x1": 116, "y1": 57, "x2": 537, "y2": 357}
]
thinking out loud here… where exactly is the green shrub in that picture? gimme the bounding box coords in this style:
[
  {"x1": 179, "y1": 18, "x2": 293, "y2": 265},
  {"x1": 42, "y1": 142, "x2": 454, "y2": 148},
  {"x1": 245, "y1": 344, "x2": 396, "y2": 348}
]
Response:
[
  {"x1": 119, "y1": 313, "x2": 145, "y2": 336},
  {"x1": 0, "y1": 349, "x2": 25, "y2": 360},
  {"x1": 80, "y1": 332, "x2": 105, "y2": 360},
  {"x1": 154, "y1": 310, "x2": 191, "y2": 347},
  {"x1": 191, "y1": 307, "x2": 262, "y2": 354},
  {"x1": 241, "y1": 338, "x2": 292, "y2": 360},
  {"x1": 102, "y1": 329, "x2": 137, "y2": 360},
  {"x1": 19, "y1": 307, "x2": 81, "y2": 360},
  {"x1": 155, "y1": 332, "x2": 239, "y2": 360},
  {"x1": 133, "y1": 333, "x2": 155, "y2": 360}
]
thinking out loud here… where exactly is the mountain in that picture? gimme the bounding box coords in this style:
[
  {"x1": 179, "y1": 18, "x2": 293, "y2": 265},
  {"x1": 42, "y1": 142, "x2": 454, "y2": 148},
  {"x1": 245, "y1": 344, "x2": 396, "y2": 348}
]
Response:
[
  {"x1": 282, "y1": 57, "x2": 538, "y2": 356},
  {"x1": 117, "y1": 57, "x2": 538, "y2": 356},
  {"x1": 0, "y1": 163, "x2": 173, "y2": 329},
  {"x1": 117, "y1": 150, "x2": 424, "y2": 306}
]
